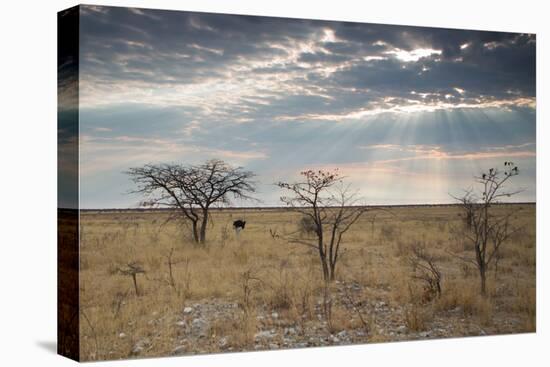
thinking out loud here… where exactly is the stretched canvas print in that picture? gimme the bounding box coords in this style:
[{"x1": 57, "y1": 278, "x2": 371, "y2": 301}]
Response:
[{"x1": 58, "y1": 4, "x2": 536, "y2": 362}]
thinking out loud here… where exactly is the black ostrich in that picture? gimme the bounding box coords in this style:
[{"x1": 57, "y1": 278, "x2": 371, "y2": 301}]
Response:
[{"x1": 233, "y1": 220, "x2": 246, "y2": 231}]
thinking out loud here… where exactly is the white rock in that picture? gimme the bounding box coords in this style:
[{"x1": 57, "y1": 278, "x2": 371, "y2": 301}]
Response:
[
  {"x1": 256, "y1": 332, "x2": 271, "y2": 339},
  {"x1": 336, "y1": 330, "x2": 348, "y2": 339},
  {"x1": 118, "y1": 332, "x2": 126, "y2": 338},
  {"x1": 131, "y1": 338, "x2": 151, "y2": 354},
  {"x1": 183, "y1": 307, "x2": 193, "y2": 314},
  {"x1": 219, "y1": 337, "x2": 229, "y2": 348},
  {"x1": 172, "y1": 345, "x2": 185, "y2": 354},
  {"x1": 132, "y1": 345, "x2": 143, "y2": 354},
  {"x1": 284, "y1": 327, "x2": 297, "y2": 335},
  {"x1": 191, "y1": 318, "x2": 209, "y2": 337}
]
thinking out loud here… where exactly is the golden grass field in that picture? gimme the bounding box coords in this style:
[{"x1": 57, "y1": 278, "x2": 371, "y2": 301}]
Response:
[{"x1": 78, "y1": 204, "x2": 535, "y2": 361}]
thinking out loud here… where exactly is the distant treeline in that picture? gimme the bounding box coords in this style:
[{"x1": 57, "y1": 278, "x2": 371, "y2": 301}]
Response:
[{"x1": 75, "y1": 202, "x2": 535, "y2": 214}]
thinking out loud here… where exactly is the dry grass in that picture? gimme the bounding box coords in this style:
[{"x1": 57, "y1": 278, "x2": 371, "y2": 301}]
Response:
[
  {"x1": 78, "y1": 204, "x2": 536, "y2": 360},
  {"x1": 404, "y1": 303, "x2": 432, "y2": 332}
]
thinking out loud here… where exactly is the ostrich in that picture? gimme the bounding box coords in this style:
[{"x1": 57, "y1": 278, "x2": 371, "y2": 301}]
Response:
[{"x1": 233, "y1": 220, "x2": 246, "y2": 238}]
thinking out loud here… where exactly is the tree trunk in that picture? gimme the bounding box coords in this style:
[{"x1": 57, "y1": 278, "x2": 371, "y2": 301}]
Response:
[
  {"x1": 329, "y1": 261, "x2": 336, "y2": 282},
  {"x1": 479, "y1": 265, "x2": 487, "y2": 297},
  {"x1": 199, "y1": 210, "x2": 209, "y2": 244},
  {"x1": 320, "y1": 256, "x2": 330, "y2": 283},
  {"x1": 132, "y1": 274, "x2": 139, "y2": 296},
  {"x1": 191, "y1": 220, "x2": 199, "y2": 243},
  {"x1": 168, "y1": 260, "x2": 175, "y2": 289}
]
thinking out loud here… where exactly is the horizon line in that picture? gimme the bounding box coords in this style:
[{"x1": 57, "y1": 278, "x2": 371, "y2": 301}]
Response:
[{"x1": 63, "y1": 201, "x2": 536, "y2": 212}]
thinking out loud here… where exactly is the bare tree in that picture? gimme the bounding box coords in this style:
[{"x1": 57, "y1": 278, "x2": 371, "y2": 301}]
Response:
[
  {"x1": 451, "y1": 162, "x2": 521, "y2": 296},
  {"x1": 117, "y1": 262, "x2": 146, "y2": 296},
  {"x1": 277, "y1": 169, "x2": 368, "y2": 282},
  {"x1": 127, "y1": 159, "x2": 256, "y2": 244},
  {"x1": 408, "y1": 242, "x2": 442, "y2": 302}
]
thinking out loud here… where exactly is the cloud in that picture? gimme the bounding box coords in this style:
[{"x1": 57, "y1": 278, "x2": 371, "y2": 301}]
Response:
[
  {"x1": 78, "y1": 5, "x2": 535, "y2": 122},
  {"x1": 360, "y1": 142, "x2": 536, "y2": 164},
  {"x1": 384, "y1": 47, "x2": 442, "y2": 62},
  {"x1": 74, "y1": 5, "x2": 536, "y2": 207},
  {"x1": 79, "y1": 134, "x2": 268, "y2": 176},
  {"x1": 93, "y1": 127, "x2": 113, "y2": 132}
]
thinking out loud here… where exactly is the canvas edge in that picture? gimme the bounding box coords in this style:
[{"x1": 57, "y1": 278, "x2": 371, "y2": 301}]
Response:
[{"x1": 57, "y1": 4, "x2": 81, "y2": 362}]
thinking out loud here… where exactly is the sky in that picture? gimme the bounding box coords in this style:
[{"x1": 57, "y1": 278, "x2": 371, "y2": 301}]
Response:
[{"x1": 72, "y1": 5, "x2": 536, "y2": 208}]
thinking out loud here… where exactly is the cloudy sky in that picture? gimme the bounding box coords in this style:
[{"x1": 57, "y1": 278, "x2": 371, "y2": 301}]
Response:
[{"x1": 75, "y1": 5, "x2": 536, "y2": 208}]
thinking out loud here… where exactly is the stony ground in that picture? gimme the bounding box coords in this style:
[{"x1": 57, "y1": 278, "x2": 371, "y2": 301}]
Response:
[{"x1": 119, "y1": 280, "x2": 527, "y2": 357}]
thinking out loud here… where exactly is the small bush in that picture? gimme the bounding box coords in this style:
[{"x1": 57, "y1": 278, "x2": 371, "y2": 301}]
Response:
[
  {"x1": 408, "y1": 242, "x2": 442, "y2": 302},
  {"x1": 435, "y1": 280, "x2": 493, "y2": 326},
  {"x1": 404, "y1": 304, "x2": 431, "y2": 332},
  {"x1": 298, "y1": 215, "x2": 317, "y2": 237}
]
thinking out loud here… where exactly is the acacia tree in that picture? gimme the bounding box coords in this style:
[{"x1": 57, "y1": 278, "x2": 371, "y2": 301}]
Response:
[
  {"x1": 452, "y1": 162, "x2": 521, "y2": 296},
  {"x1": 277, "y1": 169, "x2": 368, "y2": 282},
  {"x1": 127, "y1": 159, "x2": 256, "y2": 244}
]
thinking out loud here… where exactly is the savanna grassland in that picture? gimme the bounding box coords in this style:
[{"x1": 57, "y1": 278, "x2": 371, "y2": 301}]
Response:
[{"x1": 78, "y1": 204, "x2": 535, "y2": 361}]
